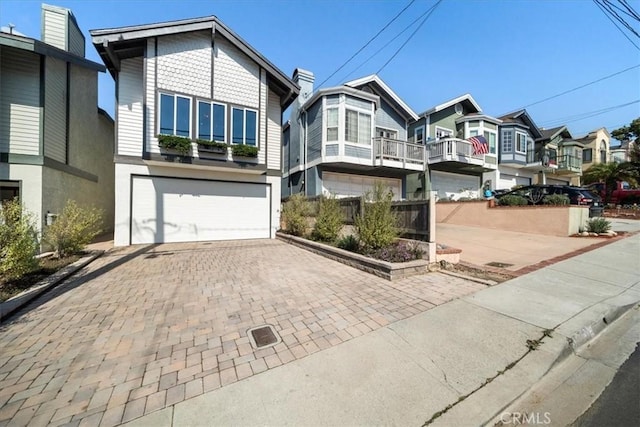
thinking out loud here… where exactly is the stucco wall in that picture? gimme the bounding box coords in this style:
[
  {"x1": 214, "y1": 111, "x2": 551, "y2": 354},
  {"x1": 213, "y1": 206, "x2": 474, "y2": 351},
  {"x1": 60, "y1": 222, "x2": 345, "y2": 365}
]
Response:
[{"x1": 436, "y1": 200, "x2": 589, "y2": 236}]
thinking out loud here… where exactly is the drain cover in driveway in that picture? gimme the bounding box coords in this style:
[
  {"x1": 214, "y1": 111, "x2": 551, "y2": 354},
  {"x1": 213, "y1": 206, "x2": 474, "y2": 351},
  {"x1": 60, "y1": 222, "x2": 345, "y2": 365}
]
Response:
[
  {"x1": 247, "y1": 325, "x2": 280, "y2": 349},
  {"x1": 486, "y1": 261, "x2": 514, "y2": 268}
]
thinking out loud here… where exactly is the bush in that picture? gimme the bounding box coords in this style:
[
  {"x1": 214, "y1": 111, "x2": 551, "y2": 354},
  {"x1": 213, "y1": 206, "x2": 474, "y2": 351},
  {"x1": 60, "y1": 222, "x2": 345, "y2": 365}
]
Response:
[
  {"x1": 43, "y1": 200, "x2": 103, "y2": 258},
  {"x1": 196, "y1": 139, "x2": 228, "y2": 151},
  {"x1": 585, "y1": 217, "x2": 611, "y2": 234},
  {"x1": 337, "y1": 235, "x2": 360, "y2": 252},
  {"x1": 157, "y1": 134, "x2": 192, "y2": 155},
  {"x1": 366, "y1": 241, "x2": 424, "y2": 263},
  {"x1": 498, "y1": 195, "x2": 528, "y2": 206},
  {"x1": 542, "y1": 194, "x2": 570, "y2": 205},
  {"x1": 281, "y1": 194, "x2": 310, "y2": 237},
  {"x1": 355, "y1": 182, "x2": 398, "y2": 250},
  {"x1": 0, "y1": 199, "x2": 39, "y2": 280},
  {"x1": 311, "y1": 196, "x2": 343, "y2": 242},
  {"x1": 231, "y1": 144, "x2": 258, "y2": 158}
]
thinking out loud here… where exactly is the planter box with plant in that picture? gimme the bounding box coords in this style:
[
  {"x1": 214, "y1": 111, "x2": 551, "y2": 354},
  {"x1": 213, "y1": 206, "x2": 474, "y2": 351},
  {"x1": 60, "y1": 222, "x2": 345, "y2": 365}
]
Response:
[
  {"x1": 157, "y1": 134, "x2": 192, "y2": 155},
  {"x1": 231, "y1": 144, "x2": 258, "y2": 158},
  {"x1": 196, "y1": 139, "x2": 228, "y2": 154}
]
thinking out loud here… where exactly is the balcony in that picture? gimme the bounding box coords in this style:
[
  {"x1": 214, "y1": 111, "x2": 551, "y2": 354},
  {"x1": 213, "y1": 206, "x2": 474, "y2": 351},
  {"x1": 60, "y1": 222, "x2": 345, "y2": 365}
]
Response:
[
  {"x1": 426, "y1": 138, "x2": 497, "y2": 171},
  {"x1": 373, "y1": 137, "x2": 425, "y2": 172},
  {"x1": 556, "y1": 154, "x2": 582, "y2": 175}
]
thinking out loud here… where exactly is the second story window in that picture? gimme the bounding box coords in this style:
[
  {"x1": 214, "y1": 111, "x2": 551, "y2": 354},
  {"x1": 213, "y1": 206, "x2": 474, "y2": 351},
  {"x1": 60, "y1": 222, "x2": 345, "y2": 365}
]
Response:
[
  {"x1": 484, "y1": 131, "x2": 497, "y2": 154},
  {"x1": 583, "y1": 148, "x2": 593, "y2": 163},
  {"x1": 414, "y1": 127, "x2": 424, "y2": 144},
  {"x1": 232, "y1": 107, "x2": 257, "y2": 146},
  {"x1": 376, "y1": 127, "x2": 398, "y2": 140},
  {"x1": 502, "y1": 131, "x2": 513, "y2": 152},
  {"x1": 516, "y1": 132, "x2": 527, "y2": 153},
  {"x1": 345, "y1": 109, "x2": 371, "y2": 144},
  {"x1": 159, "y1": 93, "x2": 191, "y2": 137},
  {"x1": 326, "y1": 108, "x2": 338, "y2": 141},
  {"x1": 198, "y1": 101, "x2": 226, "y2": 142}
]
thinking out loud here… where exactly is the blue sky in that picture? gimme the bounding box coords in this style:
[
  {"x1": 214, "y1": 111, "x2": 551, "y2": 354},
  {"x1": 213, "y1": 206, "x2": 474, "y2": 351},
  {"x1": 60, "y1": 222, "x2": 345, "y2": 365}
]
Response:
[{"x1": 1, "y1": 0, "x2": 639, "y2": 141}]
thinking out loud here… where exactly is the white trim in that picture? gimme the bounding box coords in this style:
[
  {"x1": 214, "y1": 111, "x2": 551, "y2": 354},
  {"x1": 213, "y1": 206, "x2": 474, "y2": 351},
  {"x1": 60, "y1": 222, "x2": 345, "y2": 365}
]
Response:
[
  {"x1": 344, "y1": 74, "x2": 419, "y2": 121},
  {"x1": 231, "y1": 106, "x2": 259, "y2": 147},
  {"x1": 420, "y1": 93, "x2": 481, "y2": 116},
  {"x1": 158, "y1": 91, "x2": 193, "y2": 138},
  {"x1": 515, "y1": 131, "x2": 527, "y2": 154},
  {"x1": 196, "y1": 100, "x2": 227, "y2": 143},
  {"x1": 435, "y1": 126, "x2": 454, "y2": 139},
  {"x1": 414, "y1": 125, "x2": 425, "y2": 144}
]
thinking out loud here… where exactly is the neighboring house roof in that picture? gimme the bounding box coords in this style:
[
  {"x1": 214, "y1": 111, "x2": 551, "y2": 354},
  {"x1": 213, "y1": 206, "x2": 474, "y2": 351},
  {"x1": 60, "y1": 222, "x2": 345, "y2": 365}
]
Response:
[
  {"x1": 418, "y1": 93, "x2": 482, "y2": 117},
  {"x1": 90, "y1": 15, "x2": 299, "y2": 109},
  {"x1": 344, "y1": 74, "x2": 419, "y2": 121},
  {"x1": 300, "y1": 86, "x2": 380, "y2": 113},
  {"x1": 455, "y1": 113, "x2": 503, "y2": 125},
  {"x1": 0, "y1": 31, "x2": 105, "y2": 72},
  {"x1": 497, "y1": 109, "x2": 543, "y2": 139},
  {"x1": 574, "y1": 127, "x2": 611, "y2": 142}
]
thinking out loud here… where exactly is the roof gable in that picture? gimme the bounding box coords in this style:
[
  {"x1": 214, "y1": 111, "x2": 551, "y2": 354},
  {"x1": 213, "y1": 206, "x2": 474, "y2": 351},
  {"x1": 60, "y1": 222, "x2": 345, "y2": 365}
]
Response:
[
  {"x1": 419, "y1": 93, "x2": 482, "y2": 117},
  {"x1": 498, "y1": 109, "x2": 543, "y2": 139},
  {"x1": 344, "y1": 75, "x2": 418, "y2": 121}
]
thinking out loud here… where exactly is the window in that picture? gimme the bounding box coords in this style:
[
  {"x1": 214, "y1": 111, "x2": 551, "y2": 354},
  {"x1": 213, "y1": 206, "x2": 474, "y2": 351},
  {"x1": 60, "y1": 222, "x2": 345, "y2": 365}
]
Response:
[
  {"x1": 0, "y1": 182, "x2": 19, "y2": 204},
  {"x1": 583, "y1": 148, "x2": 593, "y2": 162},
  {"x1": 198, "y1": 101, "x2": 226, "y2": 142},
  {"x1": 516, "y1": 132, "x2": 527, "y2": 153},
  {"x1": 231, "y1": 107, "x2": 258, "y2": 146},
  {"x1": 159, "y1": 93, "x2": 191, "y2": 137},
  {"x1": 600, "y1": 140, "x2": 607, "y2": 163},
  {"x1": 414, "y1": 126, "x2": 424, "y2": 144},
  {"x1": 345, "y1": 109, "x2": 371, "y2": 144},
  {"x1": 376, "y1": 127, "x2": 398, "y2": 140},
  {"x1": 502, "y1": 131, "x2": 513, "y2": 152},
  {"x1": 435, "y1": 127, "x2": 453, "y2": 139},
  {"x1": 484, "y1": 131, "x2": 497, "y2": 154},
  {"x1": 326, "y1": 108, "x2": 338, "y2": 141},
  {"x1": 469, "y1": 129, "x2": 479, "y2": 137}
]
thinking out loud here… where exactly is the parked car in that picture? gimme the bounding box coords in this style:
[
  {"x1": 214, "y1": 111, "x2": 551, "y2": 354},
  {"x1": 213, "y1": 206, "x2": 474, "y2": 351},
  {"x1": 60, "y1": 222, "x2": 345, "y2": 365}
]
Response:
[
  {"x1": 495, "y1": 185, "x2": 603, "y2": 217},
  {"x1": 585, "y1": 181, "x2": 640, "y2": 206}
]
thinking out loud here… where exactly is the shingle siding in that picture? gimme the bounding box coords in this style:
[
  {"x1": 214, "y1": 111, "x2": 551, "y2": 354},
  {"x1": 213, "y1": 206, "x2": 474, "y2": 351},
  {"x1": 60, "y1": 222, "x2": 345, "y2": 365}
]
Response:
[
  {"x1": 118, "y1": 57, "x2": 144, "y2": 157},
  {"x1": 213, "y1": 36, "x2": 260, "y2": 108},
  {"x1": 44, "y1": 57, "x2": 67, "y2": 163},
  {"x1": 0, "y1": 47, "x2": 41, "y2": 155},
  {"x1": 157, "y1": 31, "x2": 211, "y2": 99}
]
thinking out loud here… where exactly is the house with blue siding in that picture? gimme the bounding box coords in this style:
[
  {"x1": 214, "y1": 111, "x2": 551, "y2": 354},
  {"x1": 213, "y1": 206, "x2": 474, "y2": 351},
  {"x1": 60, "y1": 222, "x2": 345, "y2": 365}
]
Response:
[
  {"x1": 0, "y1": 4, "x2": 114, "y2": 238},
  {"x1": 283, "y1": 72, "x2": 420, "y2": 200},
  {"x1": 406, "y1": 94, "x2": 500, "y2": 200}
]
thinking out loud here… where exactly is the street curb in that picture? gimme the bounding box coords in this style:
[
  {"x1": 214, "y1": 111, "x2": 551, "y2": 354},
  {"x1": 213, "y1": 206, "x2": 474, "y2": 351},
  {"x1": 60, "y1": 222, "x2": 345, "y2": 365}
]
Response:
[
  {"x1": 0, "y1": 250, "x2": 104, "y2": 322},
  {"x1": 430, "y1": 300, "x2": 639, "y2": 426}
]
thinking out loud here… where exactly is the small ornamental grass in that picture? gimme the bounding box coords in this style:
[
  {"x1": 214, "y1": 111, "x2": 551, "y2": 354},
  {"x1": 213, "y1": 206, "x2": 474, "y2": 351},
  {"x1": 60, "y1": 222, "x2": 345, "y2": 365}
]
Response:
[
  {"x1": 0, "y1": 199, "x2": 39, "y2": 280},
  {"x1": 585, "y1": 217, "x2": 612, "y2": 234},
  {"x1": 311, "y1": 195, "x2": 343, "y2": 242},
  {"x1": 355, "y1": 183, "x2": 398, "y2": 250},
  {"x1": 281, "y1": 194, "x2": 310, "y2": 237}
]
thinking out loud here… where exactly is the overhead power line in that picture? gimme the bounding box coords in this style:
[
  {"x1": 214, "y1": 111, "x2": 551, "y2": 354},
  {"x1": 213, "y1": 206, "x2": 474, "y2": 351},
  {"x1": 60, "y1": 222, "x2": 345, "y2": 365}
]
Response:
[
  {"x1": 593, "y1": 0, "x2": 640, "y2": 50},
  {"x1": 540, "y1": 99, "x2": 640, "y2": 127},
  {"x1": 620, "y1": 0, "x2": 640, "y2": 21},
  {"x1": 376, "y1": 0, "x2": 444, "y2": 74},
  {"x1": 315, "y1": 0, "x2": 416, "y2": 89},
  {"x1": 518, "y1": 63, "x2": 640, "y2": 109}
]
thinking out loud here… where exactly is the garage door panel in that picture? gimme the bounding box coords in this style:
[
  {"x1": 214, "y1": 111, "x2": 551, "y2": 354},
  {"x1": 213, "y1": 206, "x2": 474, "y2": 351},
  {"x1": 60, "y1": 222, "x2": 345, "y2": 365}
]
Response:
[
  {"x1": 131, "y1": 176, "x2": 270, "y2": 244},
  {"x1": 322, "y1": 172, "x2": 402, "y2": 200},
  {"x1": 431, "y1": 171, "x2": 479, "y2": 200},
  {"x1": 499, "y1": 174, "x2": 531, "y2": 190}
]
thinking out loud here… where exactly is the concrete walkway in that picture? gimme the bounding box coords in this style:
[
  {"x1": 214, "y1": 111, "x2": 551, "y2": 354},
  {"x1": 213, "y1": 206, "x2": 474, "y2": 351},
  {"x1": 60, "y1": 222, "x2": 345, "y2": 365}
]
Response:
[{"x1": 121, "y1": 232, "x2": 639, "y2": 427}]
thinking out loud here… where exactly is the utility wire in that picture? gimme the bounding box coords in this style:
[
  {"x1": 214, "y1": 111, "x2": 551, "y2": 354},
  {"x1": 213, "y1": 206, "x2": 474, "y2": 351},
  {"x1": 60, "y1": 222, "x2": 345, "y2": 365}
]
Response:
[
  {"x1": 620, "y1": 0, "x2": 640, "y2": 21},
  {"x1": 606, "y1": 0, "x2": 640, "y2": 21},
  {"x1": 519, "y1": 63, "x2": 640, "y2": 109},
  {"x1": 600, "y1": 0, "x2": 640, "y2": 37},
  {"x1": 340, "y1": 5, "x2": 435, "y2": 82},
  {"x1": 540, "y1": 99, "x2": 640, "y2": 126},
  {"x1": 315, "y1": 0, "x2": 416, "y2": 89},
  {"x1": 377, "y1": 0, "x2": 443, "y2": 74},
  {"x1": 593, "y1": 0, "x2": 640, "y2": 50}
]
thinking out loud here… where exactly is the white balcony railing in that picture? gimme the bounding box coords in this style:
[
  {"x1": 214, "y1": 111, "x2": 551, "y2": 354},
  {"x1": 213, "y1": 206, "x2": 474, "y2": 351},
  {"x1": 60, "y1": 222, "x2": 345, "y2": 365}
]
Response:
[
  {"x1": 373, "y1": 137, "x2": 425, "y2": 168},
  {"x1": 426, "y1": 138, "x2": 486, "y2": 161}
]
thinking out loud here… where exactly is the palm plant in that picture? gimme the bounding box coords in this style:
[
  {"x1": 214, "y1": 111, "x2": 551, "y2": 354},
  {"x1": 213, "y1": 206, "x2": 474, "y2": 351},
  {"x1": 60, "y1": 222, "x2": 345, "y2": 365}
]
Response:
[{"x1": 582, "y1": 162, "x2": 638, "y2": 203}]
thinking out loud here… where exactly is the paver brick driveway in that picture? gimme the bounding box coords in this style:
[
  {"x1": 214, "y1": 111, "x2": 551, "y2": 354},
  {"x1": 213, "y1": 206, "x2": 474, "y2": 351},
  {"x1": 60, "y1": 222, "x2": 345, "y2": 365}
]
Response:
[{"x1": 0, "y1": 240, "x2": 485, "y2": 426}]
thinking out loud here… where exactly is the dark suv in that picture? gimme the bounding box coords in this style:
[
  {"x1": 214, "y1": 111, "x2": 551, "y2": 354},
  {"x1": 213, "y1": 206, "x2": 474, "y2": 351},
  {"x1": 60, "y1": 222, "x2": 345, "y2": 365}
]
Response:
[{"x1": 495, "y1": 185, "x2": 603, "y2": 217}]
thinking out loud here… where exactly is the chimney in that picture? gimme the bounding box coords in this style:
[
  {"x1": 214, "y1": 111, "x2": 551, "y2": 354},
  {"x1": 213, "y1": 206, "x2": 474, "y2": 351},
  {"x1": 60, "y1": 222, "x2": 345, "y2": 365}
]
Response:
[
  {"x1": 292, "y1": 68, "x2": 314, "y2": 106},
  {"x1": 41, "y1": 4, "x2": 85, "y2": 57}
]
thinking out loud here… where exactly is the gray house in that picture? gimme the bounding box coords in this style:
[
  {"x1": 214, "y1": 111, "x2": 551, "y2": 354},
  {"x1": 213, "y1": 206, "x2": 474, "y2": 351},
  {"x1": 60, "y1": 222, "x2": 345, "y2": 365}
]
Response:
[
  {"x1": 0, "y1": 4, "x2": 114, "y2": 236},
  {"x1": 283, "y1": 72, "x2": 420, "y2": 200}
]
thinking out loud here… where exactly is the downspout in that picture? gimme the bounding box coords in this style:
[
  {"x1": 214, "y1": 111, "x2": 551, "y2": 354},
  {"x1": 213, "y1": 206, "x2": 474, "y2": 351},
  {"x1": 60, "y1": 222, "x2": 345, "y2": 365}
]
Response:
[{"x1": 303, "y1": 110, "x2": 308, "y2": 196}]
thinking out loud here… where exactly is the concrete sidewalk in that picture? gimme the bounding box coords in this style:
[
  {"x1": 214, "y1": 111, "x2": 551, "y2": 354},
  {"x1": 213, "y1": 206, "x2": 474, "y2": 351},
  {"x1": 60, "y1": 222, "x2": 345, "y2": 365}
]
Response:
[{"x1": 123, "y1": 232, "x2": 640, "y2": 426}]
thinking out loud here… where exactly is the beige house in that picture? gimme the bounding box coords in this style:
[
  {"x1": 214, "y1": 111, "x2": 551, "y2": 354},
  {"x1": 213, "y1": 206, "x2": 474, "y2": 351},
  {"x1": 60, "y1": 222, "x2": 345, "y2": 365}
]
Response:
[
  {"x1": 0, "y1": 4, "x2": 114, "y2": 237},
  {"x1": 575, "y1": 127, "x2": 611, "y2": 173}
]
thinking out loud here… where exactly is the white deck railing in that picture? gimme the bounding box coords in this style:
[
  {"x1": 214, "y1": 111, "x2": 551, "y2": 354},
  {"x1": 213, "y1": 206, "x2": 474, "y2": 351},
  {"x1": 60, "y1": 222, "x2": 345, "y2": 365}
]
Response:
[{"x1": 373, "y1": 137, "x2": 425, "y2": 165}]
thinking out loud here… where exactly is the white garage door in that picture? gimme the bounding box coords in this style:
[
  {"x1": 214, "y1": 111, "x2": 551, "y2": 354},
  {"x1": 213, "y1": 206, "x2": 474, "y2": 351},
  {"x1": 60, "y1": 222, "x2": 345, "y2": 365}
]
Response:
[
  {"x1": 498, "y1": 174, "x2": 531, "y2": 190},
  {"x1": 322, "y1": 172, "x2": 402, "y2": 200},
  {"x1": 131, "y1": 176, "x2": 270, "y2": 244},
  {"x1": 546, "y1": 177, "x2": 570, "y2": 185},
  {"x1": 431, "y1": 171, "x2": 480, "y2": 200}
]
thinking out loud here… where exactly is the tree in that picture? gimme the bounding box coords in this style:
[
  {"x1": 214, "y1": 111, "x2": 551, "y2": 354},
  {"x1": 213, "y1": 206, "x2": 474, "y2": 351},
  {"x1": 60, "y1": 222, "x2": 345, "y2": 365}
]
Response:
[
  {"x1": 582, "y1": 162, "x2": 638, "y2": 203},
  {"x1": 611, "y1": 117, "x2": 640, "y2": 144}
]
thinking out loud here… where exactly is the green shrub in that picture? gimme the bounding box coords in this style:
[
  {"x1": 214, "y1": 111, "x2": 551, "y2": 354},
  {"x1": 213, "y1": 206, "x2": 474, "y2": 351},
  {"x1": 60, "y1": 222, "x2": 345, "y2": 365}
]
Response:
[
  {"x1": 366, "y1": 241, "x2": 424, "y2": 263},
  {"x1": 281, "y1": 194, "x2": 310, "y2": 237},
  {"x1": 43, "y1": 200, "x2": 103, "y2": 258},
  {"x1": 311, "y1": 195, "x2": 343, "y2": 242},
  {"x1": 337, "y1": 235, "x2": 360, "y2": 252},
  {"x1": 157, "y1": 134, "x2": 192, "y2": 155},
  {"x1": 196, "y1": 139, "x2": 228, "y2": 151},
  {"x1": 0, "y1": 199, "x2": 39, "y2": 280},
  {"x1": 498, "y1": 195, "x2": 528, "y2": 206},
  {"x1": 231, "y1": 144, "x2": 258, "y2": 158},
  {"x1": 585, "y1": 217, "x2": 611, "y2": 234},
  {"x1": 355, "y1": 182, "x2": 398, "y2": 250},
  {"x1": 542, "y1": 194, "x2": 570, "y2": 205}
]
